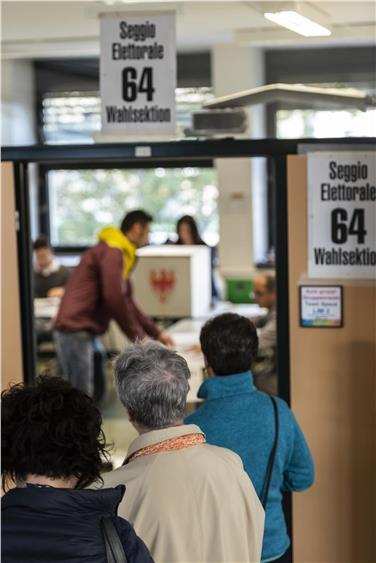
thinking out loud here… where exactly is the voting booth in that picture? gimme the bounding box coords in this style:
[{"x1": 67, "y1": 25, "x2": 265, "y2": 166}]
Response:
[{"x1": 133, "y1": 245, "x2": 211, "y2": 318}]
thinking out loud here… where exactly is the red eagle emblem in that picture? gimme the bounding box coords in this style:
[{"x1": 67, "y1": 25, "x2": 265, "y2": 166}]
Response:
[{"x1": 150, "y1": 270, "x2": 176, "y2": 303}]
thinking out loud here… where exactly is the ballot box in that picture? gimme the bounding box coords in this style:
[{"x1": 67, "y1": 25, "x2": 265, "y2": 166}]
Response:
[{"x1": 133, "y1": 245, "x2": 211, "y2": 318}]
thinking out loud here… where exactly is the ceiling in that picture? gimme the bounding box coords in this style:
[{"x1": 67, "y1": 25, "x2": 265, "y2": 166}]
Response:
[{"x1": 2, "y1": 0, "x2": 376, "y2": 59}]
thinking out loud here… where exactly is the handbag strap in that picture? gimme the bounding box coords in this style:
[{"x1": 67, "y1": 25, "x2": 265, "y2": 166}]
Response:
[
  {"x1": 260, "y1": 396, "x2": 279, "y2": 509},
  {"x1": 101, "y1": 515, "x2": 128, "y2": 563}
]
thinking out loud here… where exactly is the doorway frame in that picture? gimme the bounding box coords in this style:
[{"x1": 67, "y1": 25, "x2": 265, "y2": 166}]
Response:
[
  {"x1": 4, "y1": 136, "x2": 375, "y2": 394},
  {"x1": 4, "y1": 136, "x2": 375, "y2": 562}
]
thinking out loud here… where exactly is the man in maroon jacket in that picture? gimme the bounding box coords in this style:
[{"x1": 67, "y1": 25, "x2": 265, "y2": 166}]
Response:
[{"x1": 54, "y1": 210, "x2": 173, "y2": 396}]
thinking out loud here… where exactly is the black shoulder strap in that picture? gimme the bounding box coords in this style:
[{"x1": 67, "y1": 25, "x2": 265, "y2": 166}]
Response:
[
  {"x1": 260, "y1": 396, "x2": 279, "y2": 509},
  {"x1": 101, "y1": 516, "x2": 128, "y2": 563}
]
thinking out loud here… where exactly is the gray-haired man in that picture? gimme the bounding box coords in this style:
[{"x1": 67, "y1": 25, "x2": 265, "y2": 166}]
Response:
[{"x1": 99, "y1": 340, "x2": 264, "y2": 563}]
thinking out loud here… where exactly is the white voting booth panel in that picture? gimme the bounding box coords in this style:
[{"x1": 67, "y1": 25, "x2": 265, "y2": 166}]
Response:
[{"x1": 132, "y1": 245, "x2": 211, "y2": 318}]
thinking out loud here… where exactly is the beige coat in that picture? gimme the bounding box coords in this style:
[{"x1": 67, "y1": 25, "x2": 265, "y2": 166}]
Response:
[{"x1": 100, "y1": 424, "x2": 264, "y2": 563}]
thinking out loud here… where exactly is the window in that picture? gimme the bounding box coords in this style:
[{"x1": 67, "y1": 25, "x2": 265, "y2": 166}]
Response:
[
  {"x1": 42, "y1": 93, "x2": 100, "y2": 144},
  {"x1": 273, "y1": 79, "x2": 376, "y2": 139},
  {"x1": 276, "y1": 105, "x2": 376, "y2": 139},
  {"x1": 48, "y1": 166, "x2": 218, "y2": 247},
  {"x1": 266, "y1": 46, "x2": 376, "y2": 139},
  {"x1": 42, "y1": 87, "x2": 213, "y2": 144}
]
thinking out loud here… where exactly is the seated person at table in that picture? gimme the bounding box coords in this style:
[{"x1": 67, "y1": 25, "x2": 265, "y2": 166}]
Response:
[
  {"x1": 1, "y1": 376, "x2": 153, "y2": 563},
  {"x1": 252, "y1": 273, "x2": 277, "y2": 394},
  {"x1": 175, "y1": 215, "x2": 219, "y2": 301},
  {"x1": 33, "y1": 236, "x2": 70, "y2": 298},
  {"x1": 99, "y1": 340, "x2": 264, "y2": 563},
  {"x1": 186, "y1": 313, "x2": 314, "y2": 563}
]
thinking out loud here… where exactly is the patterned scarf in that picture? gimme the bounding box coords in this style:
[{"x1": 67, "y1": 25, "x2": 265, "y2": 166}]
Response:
[{"x1": 124, "y1": 433, "x2": 206, "y2": 465}]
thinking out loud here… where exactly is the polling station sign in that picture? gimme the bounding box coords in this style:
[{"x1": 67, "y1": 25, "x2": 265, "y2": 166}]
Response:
[
  {"x1": 100, "y1": 13, "x2": 176, "y2": 135},
  {"x1": 308, "y1": 152, "x2": 376, "y2": 279},
  {"x1": 300, "y1": 286, "x2": 343, "y2": 328}
]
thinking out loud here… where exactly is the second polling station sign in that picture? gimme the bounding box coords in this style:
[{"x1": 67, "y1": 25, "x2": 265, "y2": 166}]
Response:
[
  {"x1": 100, "y1": 13, "x2": 176, "y2": 135},
  {"x1": 308, "y1": 152, "x2": 376, "y2": 279}
]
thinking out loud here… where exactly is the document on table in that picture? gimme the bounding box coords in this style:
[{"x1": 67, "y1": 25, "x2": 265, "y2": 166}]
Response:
[
  {"x1": 34, "y1": 297, "x2": 60, "y2": 319},
  {"x1": 170, "y1": 332, "x2": 200, "y2": 351}
]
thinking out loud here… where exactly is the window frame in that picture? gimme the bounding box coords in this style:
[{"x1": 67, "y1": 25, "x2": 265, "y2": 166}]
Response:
[{"x1": 38, "y1": 159, "x2": 214, "y2": 253}]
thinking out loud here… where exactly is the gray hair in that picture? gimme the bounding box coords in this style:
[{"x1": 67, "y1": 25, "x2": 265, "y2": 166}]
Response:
[{"x1": 114, "y1": 340, "x2": 191, "y2": 429}]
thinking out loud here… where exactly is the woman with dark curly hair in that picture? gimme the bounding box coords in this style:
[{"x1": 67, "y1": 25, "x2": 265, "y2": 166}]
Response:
[{"x1": 1, "y1": 375, "x2": 154, "y2": 563}]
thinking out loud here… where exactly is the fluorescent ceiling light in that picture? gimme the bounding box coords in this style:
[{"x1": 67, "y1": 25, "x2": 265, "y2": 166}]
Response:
[{"x1": 264, "y1": 11, "x2": 331, "y2": 37}]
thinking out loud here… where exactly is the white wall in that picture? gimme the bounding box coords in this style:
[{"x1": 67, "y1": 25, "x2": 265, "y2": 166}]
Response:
[
  {"x1": 212, "y1": 45, "x2": 267, "y2": 279},
  {"x1": 1, "y1": 59, "x2": 37, "y2": 146}
]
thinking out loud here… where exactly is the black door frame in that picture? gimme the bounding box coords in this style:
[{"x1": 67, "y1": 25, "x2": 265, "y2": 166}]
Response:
[
  {"x1": 4, "y1": 136, "x2": 374, "y2": 393},
  {"x1": 4, "y1": 136, "x2": 375, "y2": 563}
]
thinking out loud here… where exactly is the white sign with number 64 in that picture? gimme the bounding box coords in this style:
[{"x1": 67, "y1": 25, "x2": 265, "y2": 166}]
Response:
[
  {"x1": 308, "y1": 152, "x2": 376, "y2": 279},
  {"x1": 100, "y1": 13, "x2": 176, "y2": 136}
]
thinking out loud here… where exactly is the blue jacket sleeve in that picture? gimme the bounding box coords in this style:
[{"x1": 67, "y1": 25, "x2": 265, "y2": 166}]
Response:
[
  {"x1": 115, "y1": 517, "x2": 155, "y2": 563},
  {"x1": 282, "y1": 407, "x2": 314, "y2": 492}
]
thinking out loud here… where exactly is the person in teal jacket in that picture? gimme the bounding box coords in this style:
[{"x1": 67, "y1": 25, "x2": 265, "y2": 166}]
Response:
[{"x1": 185, "y1": 313, "x2": 314, "y2": 563}]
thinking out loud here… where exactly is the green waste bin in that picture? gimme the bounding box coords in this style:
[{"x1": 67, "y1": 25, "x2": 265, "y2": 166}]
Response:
[{"x1": 226, "y1": 279, "x2": 253, "y2": 304}]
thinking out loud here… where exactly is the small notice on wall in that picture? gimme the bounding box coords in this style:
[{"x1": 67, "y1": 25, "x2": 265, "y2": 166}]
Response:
[
  {"x1": 300, "y1": 286, "x2": 343, "y2": 328},
  {"x1": 308, "y1": 152, "x2": 376, "y2": 279},
  {"x1": 100, "y1": 13, "x2": 176, "y2": 136}
]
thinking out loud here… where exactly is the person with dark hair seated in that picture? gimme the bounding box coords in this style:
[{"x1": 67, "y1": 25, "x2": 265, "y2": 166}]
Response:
[
  {"x1": 175, "y1": 215, "x2": 218, "y2": 300},
  {"x1": 33, "y1": 236, "x2": 71, "y2": 347},
  {"x1": 1, "y1": 376, "x2": 153, "y2": 563},
  {"x1": 33, "y1": 236, "x2": 70, "y2": 299},
  {"x1": 186, "y1": 313, "x2": 314, "y2": 563},
  {"x1": 252, "y1": 273, "x2": 278, "y2": 394},
  {"x1": 176, "y1": 215, "x2": 206, "y2": 245}
]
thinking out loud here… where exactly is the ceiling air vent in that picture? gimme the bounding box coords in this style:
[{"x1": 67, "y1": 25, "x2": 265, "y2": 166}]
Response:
[{"x1": 185, "y1": 109, "x2": 248, "y2": 137}]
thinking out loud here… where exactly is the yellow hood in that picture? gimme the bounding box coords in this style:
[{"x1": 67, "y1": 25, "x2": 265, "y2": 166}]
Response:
[{"x1": 98, "y1": 227, "x2": 136, "y2": 279}]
